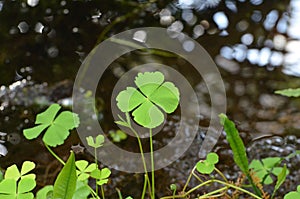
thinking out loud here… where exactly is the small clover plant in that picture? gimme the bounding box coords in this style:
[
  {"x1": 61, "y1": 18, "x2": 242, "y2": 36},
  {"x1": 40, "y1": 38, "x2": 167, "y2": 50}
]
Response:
[
  {"x1": 250, "y1": 157, "x2": 289, "y2": 185},
  {"x1": 109, "y1": 130, "x2": 127, "y2": 142},
  {"x1": 0, "y1": 161, "x2": 36, "y2": 199},
  {"x1": 284, "y1": 185, "x2": 300, "y2": 199},
  {"x1": 23, "y1": 104, "x2": 79, "y2": 147},
  {"x1": 86, "y1": 134, "x2": 104, "y2": 148},
  {"x1": 90, "y1": 168, "x2": 111, "y2": 186},
  {"x1": 5, "y1": 161, "x2": 36, "y2": 180},
  {"x1": 116, "y1": 71, "x2": 180, "y2": 128},
  {"x1": 75, "y1": 160, "x2": 97, "y2": 181},
  {"x1": 196, "y1": 152, "x2": 219, "y2": 174}
]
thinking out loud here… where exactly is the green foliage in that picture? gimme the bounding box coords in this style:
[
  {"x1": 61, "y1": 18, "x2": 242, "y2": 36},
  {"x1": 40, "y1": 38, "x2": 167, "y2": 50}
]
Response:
[
  {"x1": 75, "y1": 160, "x2": 97, "y2": 181},
  {"x1": 36, "y1": 181, "x2": 91, "y2": 199},
  {"x1": 36, "y1": 185, "x2": 53, "y2": 199},
  {"x1": 23, "y1": 104, "x2": 80, "y2": 147},
  {"x1": 4, "y1": 161, "x2": 36, "y2": 180},
  {"x1": 53, "y1": 151, "x2": 77, "y2": 199},
  {"x1": 72, "y1": 180, "x2": 91, "y2": 199},
  {"x1": 0, "y1": 172, "x2": 3, "y2": 182},
  {"x1": 90, "y1": 168, "x2": 111, "y2": 186},
  {"x1": 196, "y1": 152, "x2": 219, "y2": 174},
  {"x1": 86, "y1": 135, "x2": 104, "y2": 148},
  {"x1": 109, "y1": 130, "x2": 127, "y2": 142},
  {"x1": 272, "y1": 164, "x2": 287, "y2": 198},
  {"x1": 116, "y1": 71, "x2": 180, "y2": 128},
  {"x1": 170, "y1": 184, "x2": 177, "y2": 191},
  {"x1": 219, "y1": 114, "x2": 249, "y2": 175},
  {"x1": 0, "y1": 161, "x2": 36, "y2": 199},
  {"x1": 275, "y1": 88, "x2": 300, "y2": 97},
  {"x1": 249, "y1": 157, "x2": 289, "y2": 185},
  {"x1": 284, "y1": 185, "x2": 300, "y2": 199},
  {"x1": 220, "y1": 114, "x2": 263, "y2": 197}
]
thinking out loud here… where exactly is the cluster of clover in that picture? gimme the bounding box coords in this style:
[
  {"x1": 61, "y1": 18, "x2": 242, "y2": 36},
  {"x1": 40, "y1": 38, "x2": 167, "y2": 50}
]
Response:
[{"x1": 0, "y1": 71, "x2": 299, "y2": 199}]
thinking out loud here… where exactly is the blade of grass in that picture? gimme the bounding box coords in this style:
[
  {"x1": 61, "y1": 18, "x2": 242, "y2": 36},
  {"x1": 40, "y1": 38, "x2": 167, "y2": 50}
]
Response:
[
  {"x1": 219, "y1": 114, "x2": 262, "y2": 197},
  {"x1": 271, "y1": 164, "x2": 287, "y2": 199}
]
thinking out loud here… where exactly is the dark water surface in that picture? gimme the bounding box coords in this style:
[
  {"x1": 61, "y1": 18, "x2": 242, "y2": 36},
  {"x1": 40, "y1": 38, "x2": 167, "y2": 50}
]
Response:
[{"x1": 0, "y1": 0, "x2": 300, "y2": 198}]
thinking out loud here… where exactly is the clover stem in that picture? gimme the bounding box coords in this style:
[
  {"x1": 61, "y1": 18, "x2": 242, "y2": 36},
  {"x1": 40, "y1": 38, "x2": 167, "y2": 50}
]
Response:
[
  {"x1": 116, "y1": 188, "x2": 123, "y2": 199},
  {"x1": 183, "y1": 166, "x2": 196, "y2": 192},
  {"x1": 101, "y1": 185, "x2": 105, "y2": 199},
  {"x1": 125, "y1": 113, "x2": 151, "y2": 197},
  {"x1": 94, "y1": 147, "x2": 99, "y2": 196},
  {"x1": 161, "y1": 179, "x2": 263, "y2": 199},
  {"x1": 197, "y1": 186, "x2": 228, "y2": 198},
  {"x1": 129, "y1": 125, "x2": 152, "y2": 196},
  {"x1": 192, "y1": 170, "x2": 204, "y2": 183},
  {"x1": 45, "y1": 143, "x2": 65, "y2": 165},
  {"x1": 87, "y1": 185, "x2": 100, "y2": 199},
  {"x1": 214, "y1": 167, "x2": 228, "y2": 182},
  {"x1": 141, "y1": 174, "x2": 148, "y2": 199},
  {"x1": 149, "y1": 128, "x2": 155, "y2": 199}
]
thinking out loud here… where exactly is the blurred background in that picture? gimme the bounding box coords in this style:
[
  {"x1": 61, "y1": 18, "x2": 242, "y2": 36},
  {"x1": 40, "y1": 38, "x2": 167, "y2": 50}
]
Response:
[{"x1": 0, "y1": 0, "x2": 300, "y2": 197}]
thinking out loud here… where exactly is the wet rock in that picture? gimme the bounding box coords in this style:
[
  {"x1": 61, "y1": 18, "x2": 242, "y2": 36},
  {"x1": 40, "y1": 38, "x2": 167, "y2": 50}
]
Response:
[
  {"x1": 255, "y1": 121, "x2": 285, "y2": 135},
  {"x1": 259, "y1": 94, "x2": 286, "y2": 109},
  {"x1": 0, "y1": 144, "x2": 8, "y2": 156}
]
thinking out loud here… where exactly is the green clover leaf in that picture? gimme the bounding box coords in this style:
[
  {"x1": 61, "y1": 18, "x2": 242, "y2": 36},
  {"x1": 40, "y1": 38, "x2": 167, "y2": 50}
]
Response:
[
  {"x1": 109, "y1": 130, "x2": 127, "y2": 142},
  {"x1": 36, "y1": 185, "x2": 53, "y2": 199},
  {"x1": 116, "y1": 72, "x2": 180, "y2": 128},
  {"x1": 249, "y1": 157, "x2": 289, "y2": 185},
  {"x1": 0, "y1": 162, "x2": 36, "y2": 199},
  {"x1": 75, "y1": 160, "x2": 97, "y2": 181},
  {"x1": 284, "y1": 185, "x2": 300, "y2": 199},
  {"x1": 5, "y1": 161, "x2": 36, "y2": 181},
  {"x1": 86, "y1": 135, "x2": 104, "y2": 149},
  {"x1": 23, "y1": 104, "x2": 80, "y2": 147},
  {"x1": 0, "y1": 177, "x2": 36, "y2": 199},
  {"x1": 90, "y1": 168, "x2": 111, "y2": 186},
  {"x1": 196, "y1": 152, "x2": 219, "y2": 175}
]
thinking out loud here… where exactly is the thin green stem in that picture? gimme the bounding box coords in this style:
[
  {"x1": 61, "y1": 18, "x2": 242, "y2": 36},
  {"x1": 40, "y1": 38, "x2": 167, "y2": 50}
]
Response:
[
  {"x1": 214, "y1": 167, "x2": 228, "y2": 182},
  {"x1": 141, "y1": 174, "x2": 148, "y2": 199},
  {"x1": 182, "y1": 166, "x2": 196, "y2": 192},
  {"x1": 198, "y1": 186, "x2": 228, "y2": 198},
  {"x1": 192, "y1": 171, "x2": 204, "y2": 183},
  {"x1": 149, "y1": 128, "x2": 155, "y2": 199},
  {"x1": 125, "y1": 113, "x2": 152, "y2": 197},
  {"x1": 94, "y1": 147, "x2": 99, "y2": 196},
  {"x1": 214, "y1": 179, "x2": 262, "y2": 199},
  {"x1": 87, "y1": 185, "x2": 100, "y2": 199},
  {"x1": 128, "y1": 125, "x2": 152, "y2": 196},
  {"x1": 116, "y1": 188, "x2": 123, "y2": 199},
  {"x1": 45, "y1": 144, "x2": 65, "y2": 165},
  {"x1": 101, "y1": 185, "x2": 105, "y2": 199},
  {"x1": 160, "y1": 179, "x2": 263, "y2": 199}
]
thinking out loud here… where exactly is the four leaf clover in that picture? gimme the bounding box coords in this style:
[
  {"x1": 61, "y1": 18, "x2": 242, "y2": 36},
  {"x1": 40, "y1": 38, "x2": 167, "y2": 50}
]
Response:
[
  {"x1": 116, "y1": 72, "x2": 180, "y2": 128},
  {"x1": 23, "y1": 104, "x2": 80, "y2": 147}
]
